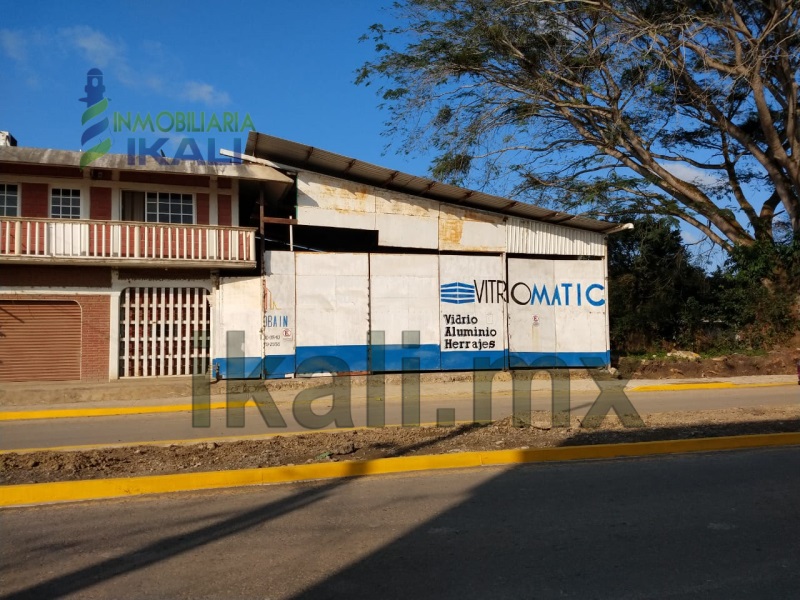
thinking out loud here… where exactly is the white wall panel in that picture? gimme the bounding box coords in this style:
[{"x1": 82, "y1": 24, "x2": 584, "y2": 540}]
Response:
[
  {"x1": 295, "y1": 252, "x2": 369, "y2": 373},
  {"x1": 263, "y1": 251, "x2": 296, "y2": 377},
  {"x1": 507, "y1": 258, "x2": 609, "y2": 367},
  {"x1": 375, "y1": 189, "x2": 439, "y2": 249},
  {"x1": 376, "y1": 213, "x2": 438, "y2": 249},
  {"x1": 553, "y1": 260, "x2": 608, "y2": 361},
  {"x1": 370, "y1": 254, "x2": 440, "y2": 370},
  {"x1": 214, "y1": 276, "x2": 263, "y2": 378},
  {"x1": 507, "y1": 259, "x2": 557, "y2": 362},
  {"x1": 296, "y1": 205, "x2": 377, "y2": 231}
]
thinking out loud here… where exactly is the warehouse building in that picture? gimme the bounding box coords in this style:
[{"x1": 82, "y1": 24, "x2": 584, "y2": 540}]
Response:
[{"x1": 0, "y1": 131, "x2": 629, "y2": 383}]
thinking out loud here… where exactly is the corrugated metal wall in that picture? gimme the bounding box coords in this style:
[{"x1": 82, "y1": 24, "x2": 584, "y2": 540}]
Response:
[
  {"x1": 505, "y1": 218, "x2": 606, "y2": 257},
  {"x1": 295, "y1": 171, "x2": 607, "y2": 257}
]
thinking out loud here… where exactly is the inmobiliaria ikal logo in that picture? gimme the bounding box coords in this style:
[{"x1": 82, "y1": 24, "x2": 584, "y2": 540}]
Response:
[
  {"x1": 79, "y1": 68, "x2": 111, "y2": 168},
  {"x1": 79, "y1": 68, "x2": 255, "y2": 167}
]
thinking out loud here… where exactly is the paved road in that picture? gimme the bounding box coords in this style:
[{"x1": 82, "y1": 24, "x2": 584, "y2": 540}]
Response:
[
  {"x1": 1, "y1": 446, "x2": 799, "y2": 599},
  {"x1": 1, "y1": 383, "x2": 797, "y2": 451}
]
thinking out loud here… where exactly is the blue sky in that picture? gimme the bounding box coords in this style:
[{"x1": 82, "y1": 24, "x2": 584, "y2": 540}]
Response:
[{"x1": 0, "y1": 1, "x2": 431, "y2": 174}]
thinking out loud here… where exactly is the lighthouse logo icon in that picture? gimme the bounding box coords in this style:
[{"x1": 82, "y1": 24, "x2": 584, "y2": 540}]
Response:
[{"x1": 79, "y1": 68, "x2": 111, "y2": 168}]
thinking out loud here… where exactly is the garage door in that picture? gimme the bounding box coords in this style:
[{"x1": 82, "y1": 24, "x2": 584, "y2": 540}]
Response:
[{"x1": 0, "y1": 300, "x2": 81, "y2": 382}]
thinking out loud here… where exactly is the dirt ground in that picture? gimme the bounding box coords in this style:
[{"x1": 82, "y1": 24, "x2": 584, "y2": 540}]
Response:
[
  {"x1": 2, "y1": 405, "x2": 798, "y2": 486},
  {"x1": 618, "y1": 348, "x2": 799, "y2": 379},
  {"x1": 2, "y1": 349, "x2": 799, "y2": 487}
]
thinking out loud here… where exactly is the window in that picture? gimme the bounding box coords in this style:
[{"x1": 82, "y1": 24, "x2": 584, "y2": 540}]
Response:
[
  {"x1": 146, "y1": 192, "x2": 193, "y2": 224},
  {"x1": 0, "y1": 184, "x2": 19, "y2": 216},
  {"x1": 51, "y1": 188, "x2": 81, "y2": 219}
]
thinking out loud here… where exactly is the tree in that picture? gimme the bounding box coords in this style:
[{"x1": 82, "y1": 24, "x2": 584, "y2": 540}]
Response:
[
  {"x1": 358, "y1": 0, "x2": 800, "y2": 255},
  {"x1": 608, "y1": 216, "x2": 709, "y2": 351}
]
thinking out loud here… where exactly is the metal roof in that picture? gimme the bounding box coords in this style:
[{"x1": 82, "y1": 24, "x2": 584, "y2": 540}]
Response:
[
  {"x1": 0, "y1": 146, "x2": 293, "y2": 184},
  {"x1": 246, "y1": 131, "x2": 629, "y2": 235}
]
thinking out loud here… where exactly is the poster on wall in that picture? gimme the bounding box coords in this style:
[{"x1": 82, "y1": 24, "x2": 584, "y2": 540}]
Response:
[
  {"x1": 507, "y1": 258, "x2": 609, "y2": 367},
  {"x1": 263, "y1": 251, "x2": 296, "y2": 378},
  {"x1": 438, "y1": 254, "x2": 506, "y2": 370}
]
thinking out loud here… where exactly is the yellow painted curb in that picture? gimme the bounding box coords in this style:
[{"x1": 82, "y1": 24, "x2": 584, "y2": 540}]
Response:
[
  {"x1": 0, "y1": 401, "x2": 231, "y2": 421},
  {"x1": 2, "y1": 432, "x2": 799, "y2": 508},
  {"x1": 629, "y1": 381, "x2": 794, "y2": 392}
]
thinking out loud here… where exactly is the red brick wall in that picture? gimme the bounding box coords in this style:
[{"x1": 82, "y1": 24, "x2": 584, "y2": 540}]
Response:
[
  {"x1": 90, "y1": 187, "x2": 112, "y2": 220},
  {"x1": 218, "y1": 194, "x2": 232, "y2": 226},
  {"x1": 80, "y1": 295, "x2": 110, "y2": 381},
  {"x1": 0, "y1": 293, "x2": 111, "y2": 382},
  {"x1": 196, "y1": 192, "x2": 209, "y2": 225},
  {"x1": 21, "y1": 183, "x2": 48, "y2": 218}
]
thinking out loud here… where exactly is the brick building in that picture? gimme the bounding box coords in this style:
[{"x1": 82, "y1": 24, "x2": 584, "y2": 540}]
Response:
[
  {"x1": 0, "y1": 135, "x2": 291, "y2": 382},
  {"x1": 1, "y1": 131, "x2": 629, "y2": 383}
]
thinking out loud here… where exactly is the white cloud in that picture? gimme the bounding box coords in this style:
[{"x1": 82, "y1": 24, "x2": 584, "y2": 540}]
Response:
[
  {"x1": 0, "y1": 29, "x2": 27, "y2": 62},
  {"x1": 180, "y1": 81, "x2": 231, "y2": 106},
  {"x1": 59, "y1": 26, "x2": 122, "y2": 68},
  {"x1": 660, "y1": 163, "x2": 722, "y2": 186},
  {"x1": 1, "y1": 25, "x2": 232, "y2": 107}
]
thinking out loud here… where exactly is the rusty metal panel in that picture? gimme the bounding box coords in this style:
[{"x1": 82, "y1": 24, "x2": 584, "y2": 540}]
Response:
[
  {"x1": 296, "y1": 171, "x2": 377, "y2": 231},
  {"x1": 296, "y1": 171, "x2": 366, "y2": 208},
  {"x1": 0, "y1": 300, "x2": 81, "y2": 382},
  {"x1": 506, "y1": 217, "x2": 606, "y2": 256},
  {"x1": 438, "y1": 204, "x2": 506, "y2": 252},
  {"x1": 375, "y1": 188, "x2": 439, "y2": 249}
]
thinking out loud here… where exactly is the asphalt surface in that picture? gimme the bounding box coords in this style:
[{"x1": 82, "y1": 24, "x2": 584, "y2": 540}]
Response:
[
  {"x1": 1, "y1": 383, "x2": 797, "y2": 451},
  {"x1": 1, "y1": 446, "x2": 799, "y2": 599}
]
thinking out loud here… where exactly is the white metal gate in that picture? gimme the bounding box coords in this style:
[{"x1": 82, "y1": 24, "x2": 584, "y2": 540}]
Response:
[{"x1": 119, "y1": 287, "x2": 210, "y2": 377}]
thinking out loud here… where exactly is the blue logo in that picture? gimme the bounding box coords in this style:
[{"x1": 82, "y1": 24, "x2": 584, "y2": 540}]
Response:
[
  {"x1": 440, "y1": 282, "x2": 476, "y2": 304},
  {"x1": 79, "y1": 68, "x2": 112, "y2": 168}
]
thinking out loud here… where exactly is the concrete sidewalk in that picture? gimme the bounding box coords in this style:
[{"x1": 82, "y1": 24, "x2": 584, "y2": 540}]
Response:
[{"x1": 0, "y1": 371, "x2": 796, "y2": 417}]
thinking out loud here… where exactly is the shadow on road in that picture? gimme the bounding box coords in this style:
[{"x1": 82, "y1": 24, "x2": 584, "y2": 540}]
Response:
[{"x1": 0, "y1": 423, "x2": 482, "y2": 600}]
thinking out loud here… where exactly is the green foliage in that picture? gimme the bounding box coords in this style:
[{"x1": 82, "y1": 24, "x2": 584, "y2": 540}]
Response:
[
  {"x1": 707, "y1": 240, "x2": 800, "y2": 348},
  {"x1": 610, "y1": 218, "x2": 800, "y2": 354},
  {"x1": 359, "y1": 0, "x2": 800, "y2": 254},
  {"x1": 608, "y1": 217, "x2": 709, "y2": 353}
]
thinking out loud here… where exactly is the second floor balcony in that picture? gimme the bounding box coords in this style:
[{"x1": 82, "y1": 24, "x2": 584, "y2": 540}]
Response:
[{"x1": 0, "y1": 217, "x2": 257, "y2": 269}]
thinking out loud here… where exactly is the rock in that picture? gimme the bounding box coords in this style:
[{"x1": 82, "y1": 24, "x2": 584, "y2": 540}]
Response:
[
  {"x1": 667, "y1": 350, "x2": 702, "y2": 360},
  {"x1": 330, "y1": 442, "x2": 355, "y2": 456},
  {"x1": 607, "y1": 367, "x2": 619, "y2": 378},
  {"x1": 204, "y1": 442, "x2": 218, "y2": 450}
]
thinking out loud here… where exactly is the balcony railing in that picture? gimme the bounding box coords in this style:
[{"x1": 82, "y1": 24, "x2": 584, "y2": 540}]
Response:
[{"x1": 0, "y1": 218, "x2": 256, "y2": 268}]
